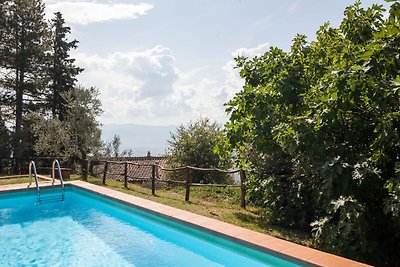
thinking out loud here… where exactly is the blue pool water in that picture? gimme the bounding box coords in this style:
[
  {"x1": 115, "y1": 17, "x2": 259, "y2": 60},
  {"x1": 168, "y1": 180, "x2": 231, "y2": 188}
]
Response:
[{"x1": 0, "y1": 186, "x2": 302, "y2": 267}]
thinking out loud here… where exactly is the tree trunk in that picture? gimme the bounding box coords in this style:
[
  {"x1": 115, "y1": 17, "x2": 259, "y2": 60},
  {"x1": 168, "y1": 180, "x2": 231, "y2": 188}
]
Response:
[
  {"x1": 13, "y1": 68, "x2": 23, "y2": 174},
  {"x1": 80, "y1": 150, "x2": 88, "y2": 180},
  {"x1": 52, "y1": 85, "x2": 57, "y2": 118}
]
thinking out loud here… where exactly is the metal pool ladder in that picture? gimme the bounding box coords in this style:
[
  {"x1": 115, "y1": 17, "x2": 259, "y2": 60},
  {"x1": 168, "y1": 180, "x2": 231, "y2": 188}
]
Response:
[
  {"x1": 28, "y1": 161, "x2": 41, "y2": 202},
  {"x1": 52, "y1": 159, "x2": 65, "y2": 201},
  {"x1": 28, "y1": 160, "x2": 65, "y2": 203}
]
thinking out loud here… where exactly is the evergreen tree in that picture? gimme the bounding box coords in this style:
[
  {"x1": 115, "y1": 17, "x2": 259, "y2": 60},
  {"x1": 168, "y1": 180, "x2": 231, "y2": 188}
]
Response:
[
  {"x1": 0, "y1": 113, "x2": 11, "y2": 158},
  {"x1": 48, "y1": 12, "x2": 83, "y2": 120},
  {"x1": 0, "y1": 0, "x2": 49, "y2": 172},
  {"x1": 0, "y1": 112, "x2": 11, "y2": 174}
]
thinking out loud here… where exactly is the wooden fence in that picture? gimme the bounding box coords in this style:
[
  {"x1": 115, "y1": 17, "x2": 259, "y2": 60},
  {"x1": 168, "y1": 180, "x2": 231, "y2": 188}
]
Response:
[
  {"x1": 94, "y1": 160, "x2": 247, "y2": 209},
  {"x1": 0, "y1": 157, "x2": 70, "y2": 176}
]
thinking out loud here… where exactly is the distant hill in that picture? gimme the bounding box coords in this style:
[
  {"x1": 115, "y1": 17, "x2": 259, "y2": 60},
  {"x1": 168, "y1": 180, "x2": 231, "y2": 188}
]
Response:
[{"x1": 101, "y1": 124, "x2": 176, "y2": 156}]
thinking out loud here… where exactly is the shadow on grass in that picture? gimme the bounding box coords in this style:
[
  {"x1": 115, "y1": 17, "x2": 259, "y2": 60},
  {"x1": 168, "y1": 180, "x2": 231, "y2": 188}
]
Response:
[
  {"x1": 232, "y1": 211, "x2": 312, "y2": 245},
  {"x1": 232, "y1": 211, "x2": 270, "y2": 230}
]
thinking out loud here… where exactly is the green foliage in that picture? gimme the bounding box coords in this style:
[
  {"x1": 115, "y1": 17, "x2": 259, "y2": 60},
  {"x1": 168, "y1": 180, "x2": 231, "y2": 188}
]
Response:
[
  {"x1": 61, "y1": 86, "x2": 102, "y2": 161},
  {"x1": 0, "y1": 114, "x2": 11, "y2": 158},
  {"x1": 385, "y1": 162, "x2": 400, "y2": 216},
  {"x1": 30, "y1": 87, "x2": 102, "y2": 164},
  {"x1": 0, "y1": 0, "x2": 49, "y2": 162},
  {"x1": 168, "y1": 118, "x2": 230, "y2": 183},
  {"x1": 246, "y1": 174, "x2": 314, "y2": 230},
  {"x1": 310, "y1": 196, "x2": 367, "y2": 259},
  {"x1": 48, "y1": 11, "x2": 83, "y2": 120},
  {"x1": 101, "y1": 134, "x2": 122, "y2": 158},
  {"x1": 222, "y1": 1, "x2": 400, "y2": 264},
  {"x1": 28, "y1": 113, "x2": 71, "y2": 158},
  {"x1": 97, "y1": 134, "x2": 133, "y2": 158},
  {"x1": 0, "y1": 1, "x2": 84, "y2": 172}
]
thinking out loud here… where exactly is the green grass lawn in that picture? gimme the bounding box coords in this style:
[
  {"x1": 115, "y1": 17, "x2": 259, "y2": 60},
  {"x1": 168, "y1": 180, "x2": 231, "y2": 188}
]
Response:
[
  {"x1": 87, "y1": 176, "x2": 312, "y2": 246},
  {"x1": 0, "y1": 174, "x2": 81, "y2": 186},
  {"x1": 0, "y1": 177, "x2": 31, "y2": 186}
]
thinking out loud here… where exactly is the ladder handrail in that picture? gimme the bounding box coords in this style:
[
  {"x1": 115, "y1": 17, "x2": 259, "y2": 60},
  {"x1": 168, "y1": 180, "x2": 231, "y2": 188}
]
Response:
[
  {"x1": 27, "y1": 161, "x2": 40, "y2": 196},
  {"x1": 52, "y1": 159, "x2": 64, "y2": 189},
  {"x1": 27, "y1": 160, "x2": 65, "y2": 203},
  {"x1": 52, "y1": 159, "x2": 65, "y2": 201}
]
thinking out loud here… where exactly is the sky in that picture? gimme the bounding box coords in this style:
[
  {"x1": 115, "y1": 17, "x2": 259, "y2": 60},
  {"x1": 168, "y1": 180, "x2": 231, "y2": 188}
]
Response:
[{"x1": 43, "y1": 0, "x2": 389, "y2": 127}]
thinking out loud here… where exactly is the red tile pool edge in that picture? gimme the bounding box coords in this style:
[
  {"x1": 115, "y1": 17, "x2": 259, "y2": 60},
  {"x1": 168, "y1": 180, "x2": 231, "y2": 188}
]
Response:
[{"x1": 0, "y1": 181, "x2": 371, "y2": 267}]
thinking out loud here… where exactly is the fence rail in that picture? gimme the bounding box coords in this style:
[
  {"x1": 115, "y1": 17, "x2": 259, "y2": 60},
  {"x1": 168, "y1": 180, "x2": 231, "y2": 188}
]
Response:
[
  {"x1": 94, "y1": 160, "x2": 247, "y2": 208},
  {"x1": 0, "y1": 157, "x2": 70, "y2": 176}
]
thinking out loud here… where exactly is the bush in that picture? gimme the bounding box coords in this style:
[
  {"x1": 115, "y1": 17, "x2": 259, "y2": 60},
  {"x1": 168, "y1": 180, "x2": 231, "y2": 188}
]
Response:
[
  {"x1": 223, "y1": 2, "x2": 400, "y2": 264},
  {"x1": 167, "y1": 118, "x2": 230, "y2": 183}
]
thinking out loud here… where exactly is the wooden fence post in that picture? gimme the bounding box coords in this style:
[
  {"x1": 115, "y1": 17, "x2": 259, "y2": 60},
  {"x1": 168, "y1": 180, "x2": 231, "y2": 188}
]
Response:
[
  {"x1": 239, "y1": 170, "x2": 246, "y2": 209},
  {"x1": 185, "y1": 168, "x2": 191, "y2": 202},
  {"x1": 102, "y1": 161, "x2": 108, "y2": 185},
  {"x1": 155, "y1": 162, "x2": 159, "y2": 179},
  {"x1": 82, "y1": 159, "x2": 89, "y2": 181},
  {"x1": 88, "y1": 160, "x2": 96, "y2": 176},
  {"x1": 124, "y1": 162, "x2": 128, "y2": 189},
  {"x1": 151, "y1": 164, "x2": 156, "y2": 196}
]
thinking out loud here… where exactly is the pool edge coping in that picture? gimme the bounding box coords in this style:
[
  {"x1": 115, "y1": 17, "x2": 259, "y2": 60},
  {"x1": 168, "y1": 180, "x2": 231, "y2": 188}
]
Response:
[{"x1": 0, "y1": 181, "x2": 371, "y2": 267}]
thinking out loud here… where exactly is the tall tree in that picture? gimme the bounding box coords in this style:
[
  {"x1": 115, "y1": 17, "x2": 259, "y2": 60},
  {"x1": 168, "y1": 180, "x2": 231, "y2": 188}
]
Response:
[
  {"x1": 30, "y1": 86, "x2": 102, "y2": 175},
  {"x1": 99, "y1": 135, "x2": 133, "y2": 158},
  {"x1": 64, "y1": 86, "x2": 102, "y2": 164},
  {"x1": 0, "y1": 112, "x2": 11, "y2": 158},
  {"x1": 0, "y1": 112, "x2": 11, "y2": 174},
  {"x1": 48, "y1": 12, "x2": 83, "y2": 120},
  {"x1": 0, "y1": 0, "x2": 49, "y2": 172},
  {"x1": 111, "y1": 134, "x2": 121, "y2": 157}
]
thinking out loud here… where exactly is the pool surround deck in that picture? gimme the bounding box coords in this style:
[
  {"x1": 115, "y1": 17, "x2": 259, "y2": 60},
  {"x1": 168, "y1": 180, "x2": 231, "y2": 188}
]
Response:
[{"x1": 0, "y1": 181, "x2": 371, "y2": 267}]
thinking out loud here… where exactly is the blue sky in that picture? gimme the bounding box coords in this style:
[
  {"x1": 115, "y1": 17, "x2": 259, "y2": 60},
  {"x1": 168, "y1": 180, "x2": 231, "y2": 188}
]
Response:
[{"x1": 43, "y1": 0, "x2": 389, "y2": 127}]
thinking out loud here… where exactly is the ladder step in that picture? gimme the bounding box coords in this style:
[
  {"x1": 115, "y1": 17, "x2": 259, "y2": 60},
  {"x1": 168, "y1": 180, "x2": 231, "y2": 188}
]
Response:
[
  {"x1": 38, "y1": 196, "x2": 64, "y2": 203},
  {"x1": 30, "y1": 159, "x2": 65, "y2": 205}
]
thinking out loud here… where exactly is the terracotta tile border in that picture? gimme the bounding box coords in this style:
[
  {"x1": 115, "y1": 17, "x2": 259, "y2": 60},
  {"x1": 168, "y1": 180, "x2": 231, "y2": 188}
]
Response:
[{"x1": 0, "y1": 181, "x2": 371, "y2": 267}]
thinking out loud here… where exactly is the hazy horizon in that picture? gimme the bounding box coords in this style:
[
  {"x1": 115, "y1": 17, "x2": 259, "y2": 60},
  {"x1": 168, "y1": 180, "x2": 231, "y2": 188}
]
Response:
[{"x1": 101, "y1": 123, "x2": 176, "y2": 156}]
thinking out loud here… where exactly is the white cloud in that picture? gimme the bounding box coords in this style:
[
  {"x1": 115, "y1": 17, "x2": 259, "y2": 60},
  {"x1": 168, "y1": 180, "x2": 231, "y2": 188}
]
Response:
[
  {"x1": 44, "y1": 1, "x2": 154, "y2": 25},
  {"x1": 74, "y1": 43, "x2": 269, "y2": 126},
  {"x1": 220, "y1": 42, "x2": 270, "y2": 100},
  {"x1": 232, "y1": 42, "x2": 270, "y2": 58},
  {"x1": 75, "y1": 46, "x2": 186, "y2": 125}
]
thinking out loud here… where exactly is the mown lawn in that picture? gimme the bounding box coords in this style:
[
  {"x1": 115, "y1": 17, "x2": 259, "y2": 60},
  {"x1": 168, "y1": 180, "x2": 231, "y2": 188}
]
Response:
[
  {"x1": 87, "y1": 176, "x2": 312, "y2": 246},
  {"x1": 0, "y1": 177, "x2": 31, "y2": 185},
  {"x1": 0, "y1": 173, "x2": 82, "y2": 186}
]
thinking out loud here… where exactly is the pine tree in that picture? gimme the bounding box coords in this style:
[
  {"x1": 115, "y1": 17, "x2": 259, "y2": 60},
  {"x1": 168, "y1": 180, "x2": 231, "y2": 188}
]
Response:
[
  {"x1": 0, "y1": 112, "x2": 11, "y2": 174},
  {"x1": 0, "y1": 0, "x2": 49, "y2": 172},
  {"x1": 0, "y1": 112, "x2": 11, "y2": 158},
  {"x1": 48, "y1": 12, "x2": 83, "y2": 120}
]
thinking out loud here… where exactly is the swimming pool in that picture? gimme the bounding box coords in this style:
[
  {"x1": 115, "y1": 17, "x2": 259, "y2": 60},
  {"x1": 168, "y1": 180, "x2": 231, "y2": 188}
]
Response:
[{"x1": 0, "y1": 185, "x2": 303, "y2": 267}]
